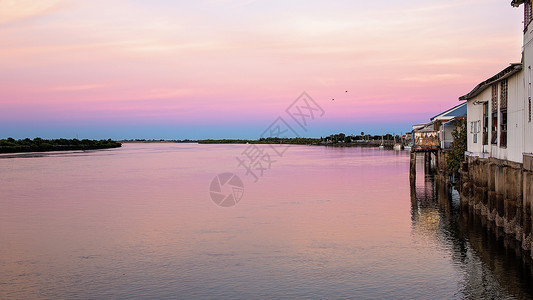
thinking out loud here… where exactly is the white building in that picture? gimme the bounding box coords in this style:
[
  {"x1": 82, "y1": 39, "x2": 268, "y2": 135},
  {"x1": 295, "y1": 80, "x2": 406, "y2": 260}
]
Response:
[
  {"x1": 460, "y1": 64, "x2": 524, "y2": 162},
  {"x1": 459, "y1": 0, "x2": 533, "y2": 165},
  {"x1": 430, "y1": 103, "x2": 466, "y2": 149},
  {"x1": 411, "y1": 103, "x2": 466, "y2": 150}
]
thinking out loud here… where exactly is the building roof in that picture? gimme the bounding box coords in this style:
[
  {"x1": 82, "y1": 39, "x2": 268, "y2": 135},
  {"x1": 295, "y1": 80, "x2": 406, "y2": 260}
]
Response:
[
  {"x1": 459, "y1": 63, "x2": 522, "y2": 101},
  {"x1": 412, "y1": 122, "x2": 434, "y2": 132},
  {"x1": 442, "y1": 117, "x2": 464, "y2": 128},
  {"x1": 430, "y1": 102, "x2": 467, "y2": 121},
  {"x1": 511, "y1": 0, "x2": 525, "y2": 7}
]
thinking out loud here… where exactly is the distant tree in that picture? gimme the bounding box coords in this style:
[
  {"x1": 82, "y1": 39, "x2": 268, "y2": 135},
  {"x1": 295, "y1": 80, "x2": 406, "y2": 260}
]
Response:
[{"x1": 446, "y1": 119, "x2": 467, "y2": 175}]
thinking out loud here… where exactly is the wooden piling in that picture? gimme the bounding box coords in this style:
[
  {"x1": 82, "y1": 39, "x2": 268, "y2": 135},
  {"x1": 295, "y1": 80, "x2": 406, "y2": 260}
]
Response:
[{"x1": 410, "y1": 151, "x2": 417, "y2": 182}]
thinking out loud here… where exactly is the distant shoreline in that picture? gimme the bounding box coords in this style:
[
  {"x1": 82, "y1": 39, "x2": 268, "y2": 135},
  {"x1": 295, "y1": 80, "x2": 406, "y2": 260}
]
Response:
[
  {"x1": 120, "y1": 134, "x2": 405, "y2": 147},
  {"x1": 0, "y1": 134, "x2": 403, "y2": 154},
  {"x1": 121, "y1": 139, "x2": 398, "y2": 148},
  {"x1": 0, "y1": 138, "x2": 122, "y2": 154}
]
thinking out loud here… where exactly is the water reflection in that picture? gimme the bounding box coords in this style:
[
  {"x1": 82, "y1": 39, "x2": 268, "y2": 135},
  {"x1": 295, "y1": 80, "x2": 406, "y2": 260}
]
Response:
[
  {"x1": 2, "y1": 144, "x2": 533, "y2": 298},
  {"x1": 410, "y1": 166, "x2": 533, "y2": 299}
]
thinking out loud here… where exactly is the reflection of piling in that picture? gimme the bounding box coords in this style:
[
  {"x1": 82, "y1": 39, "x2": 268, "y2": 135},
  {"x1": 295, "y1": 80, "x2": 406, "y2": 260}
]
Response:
[
  {"x1": 424, "y1": 152, "x2": 431, "y2": 173},
  {"x1": 410, "y1": 149, "x2": 437, "y2": 181},
  {"x1": 411, "y1": 168, "x2": 533, "y2": 298}
]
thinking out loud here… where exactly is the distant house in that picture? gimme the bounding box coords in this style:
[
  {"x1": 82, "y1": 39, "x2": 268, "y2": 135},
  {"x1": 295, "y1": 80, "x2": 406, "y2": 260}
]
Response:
[
  {"x1": 411, "y1": 103, "x2": 466, "y2": 151},
  {"x1": 430, "y1": 102, "x2": 467, "y2": 124},
  {"x1": 431, "y1": 103, "x2": 467, "y2": 149},
  {"x1": 411, "y1": 122, "x2": 439, "y2": 150}
]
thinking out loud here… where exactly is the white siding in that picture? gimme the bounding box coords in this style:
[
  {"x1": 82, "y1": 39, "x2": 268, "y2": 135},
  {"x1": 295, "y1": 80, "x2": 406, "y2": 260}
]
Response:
[
  {"x1": 509, "y1": 72, "x2": 525, "y2": 162},
  {"x1": 490, "y1": 72, "x2": 524, "y2": 163},
  {"x1": 466, "y1": 89, "x2": 489, "y2": 156},
  {"x1": 440, "y1": 124, "x2": 455, "y2": 149},
  {"x1": 524, "y1": 31, "x2": 533, "y2": 156},
  {"x1": 466, "y1": 5, "x2": 532, "y2": 162}
]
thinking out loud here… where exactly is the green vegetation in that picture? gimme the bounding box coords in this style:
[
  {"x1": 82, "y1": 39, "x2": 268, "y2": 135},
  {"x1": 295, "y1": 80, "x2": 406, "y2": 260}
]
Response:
[
  {"x1": 0, "y1": 138, "x2": 121, "y2": 153},
  {"x1": 198, "y1": 133, "x2": 401, "y2": 146},
  {"x1": 321, "y1": 133, "x2": 397, "y2": 144},
  {"x1": 446, "y1": 119, "x2": 467, "y2": 175}
]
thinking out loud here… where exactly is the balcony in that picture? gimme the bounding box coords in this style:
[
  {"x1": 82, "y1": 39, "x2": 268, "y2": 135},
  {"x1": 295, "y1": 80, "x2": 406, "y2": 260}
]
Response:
[{"x1": 412, "y1": 131, "x2": 440, "y2": 152}]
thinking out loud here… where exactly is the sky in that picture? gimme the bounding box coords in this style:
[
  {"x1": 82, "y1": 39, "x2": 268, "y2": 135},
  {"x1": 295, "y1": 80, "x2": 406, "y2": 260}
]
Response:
[{"x1": 0, "y1": 0, "x2": 525, "y2": 140}]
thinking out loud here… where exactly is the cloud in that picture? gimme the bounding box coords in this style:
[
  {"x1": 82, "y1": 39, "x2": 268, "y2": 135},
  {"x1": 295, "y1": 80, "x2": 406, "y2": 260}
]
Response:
[
  {"x1": 0, "y1": 0, "x2": 64, "y2": 24},
  {"x1": 400, "y1": 74, "x2": 463, "y2": 83},
  {"x1": 49, "y1": 83, "x2": 108, "y2": 92}
]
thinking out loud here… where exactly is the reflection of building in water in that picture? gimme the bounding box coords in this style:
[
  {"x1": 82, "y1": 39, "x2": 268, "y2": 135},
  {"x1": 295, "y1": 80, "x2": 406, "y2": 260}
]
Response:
[{"x1": 410, "y1": 169, "x2": 533, "y2": 298}]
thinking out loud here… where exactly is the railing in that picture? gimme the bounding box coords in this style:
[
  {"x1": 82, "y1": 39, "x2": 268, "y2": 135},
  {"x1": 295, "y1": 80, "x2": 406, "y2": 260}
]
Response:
[{"x1": 412, "y1": 131, "x2": 440, "y2": 149}]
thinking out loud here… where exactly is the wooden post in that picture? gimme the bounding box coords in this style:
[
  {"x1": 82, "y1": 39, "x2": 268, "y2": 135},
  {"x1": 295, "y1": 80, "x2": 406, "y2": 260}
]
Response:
[{"x1": 410, "y1": 151, "x2": 417, "y2": 182}]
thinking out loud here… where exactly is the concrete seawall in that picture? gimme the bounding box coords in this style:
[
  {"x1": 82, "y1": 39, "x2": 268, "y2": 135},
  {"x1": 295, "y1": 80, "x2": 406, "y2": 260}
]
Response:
[
  {"x1": 456, "y1": 155, "x2": 533, "y2": 255},
  {"x1": 411, "y1": 149, "x2": 533, "y2": 258}
]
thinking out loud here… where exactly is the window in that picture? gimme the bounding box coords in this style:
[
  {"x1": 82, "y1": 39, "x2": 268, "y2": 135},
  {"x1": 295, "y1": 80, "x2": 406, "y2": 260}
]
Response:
[
  {"x1": 491, "y1": 112, "x2": 498, "y2": 144},
  {"x1": 500, "y1": 80, "x2": 508, "y2": 148},
  {"x1": 491, "y1": 84, "x2": 498, "y2": 145},
  {"x1": 501, "y1": 109, "x2": 507, "y2": 147},
  {"x1": 482, "y1": 103, "x2": 488, "y2": 144},
  {"x1": 472, "y1": 122, "x2": 477, "y2": 143}
]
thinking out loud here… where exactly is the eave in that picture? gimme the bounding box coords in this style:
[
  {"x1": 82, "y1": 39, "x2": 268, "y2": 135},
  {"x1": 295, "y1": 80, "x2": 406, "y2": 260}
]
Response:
[{"x1": 459, "y1": 63, "x2": 522, "y2": 101}]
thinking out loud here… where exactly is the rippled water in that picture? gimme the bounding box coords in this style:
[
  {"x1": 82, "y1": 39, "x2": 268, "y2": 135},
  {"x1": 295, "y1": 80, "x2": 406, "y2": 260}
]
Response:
[{"x1": 0, "y1": 143, "x2": 532, "y2": 299}]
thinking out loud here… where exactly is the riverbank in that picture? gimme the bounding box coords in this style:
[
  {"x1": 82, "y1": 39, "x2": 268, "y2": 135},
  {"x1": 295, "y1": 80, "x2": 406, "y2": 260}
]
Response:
[{"x1": 0, "y1": 138, "x2": 121, "y2": 153}]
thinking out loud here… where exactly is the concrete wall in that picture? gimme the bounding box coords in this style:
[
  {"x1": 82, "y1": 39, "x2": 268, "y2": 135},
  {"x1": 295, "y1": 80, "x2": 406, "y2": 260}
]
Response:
[{"x1": 459, "y1": 155, "x2": 533, "y2": 255}]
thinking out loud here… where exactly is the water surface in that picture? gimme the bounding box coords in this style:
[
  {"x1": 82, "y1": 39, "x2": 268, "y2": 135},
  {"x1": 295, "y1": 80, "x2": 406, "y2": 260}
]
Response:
[{"x1": 0, "y1": 143, "x2": 531, "y2": 299}]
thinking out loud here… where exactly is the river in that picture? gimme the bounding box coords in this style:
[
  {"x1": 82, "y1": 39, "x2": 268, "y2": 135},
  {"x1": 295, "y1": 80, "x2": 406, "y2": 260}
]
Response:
[{"x1": 0, "y1": 143, "x2": 531, "y2": 299}]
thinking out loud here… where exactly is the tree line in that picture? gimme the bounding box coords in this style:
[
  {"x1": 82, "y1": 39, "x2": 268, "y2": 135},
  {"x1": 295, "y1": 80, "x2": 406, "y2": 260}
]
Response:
[
  {"x1": 0, "y1": 138, "x2": 122, "y2": 153},
  {"x1": 197, "y1": 132, "x2": 402, "y2": 146}
]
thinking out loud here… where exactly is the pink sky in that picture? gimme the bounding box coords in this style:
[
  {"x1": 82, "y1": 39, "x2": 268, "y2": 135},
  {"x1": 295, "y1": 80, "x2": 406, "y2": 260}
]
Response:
[{"x1": 0, "y1": 0, "x2": 524, "y2": 139}]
